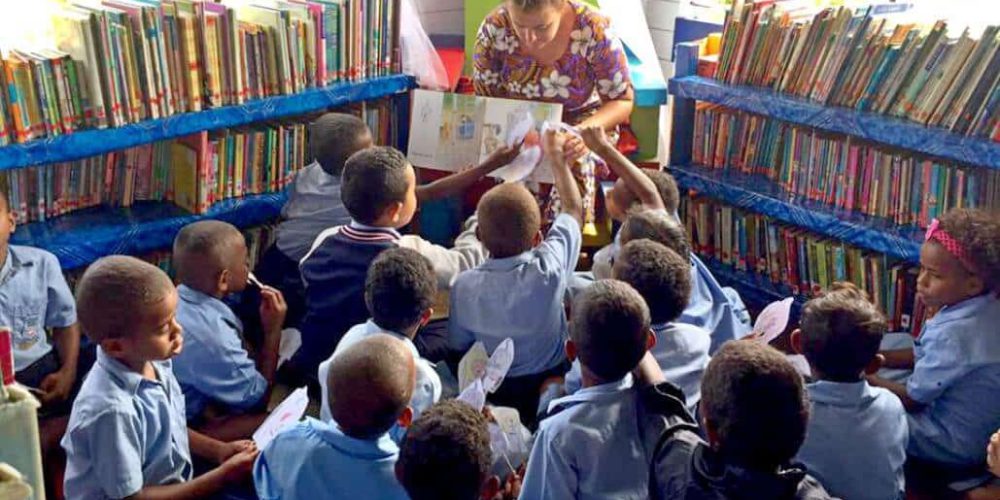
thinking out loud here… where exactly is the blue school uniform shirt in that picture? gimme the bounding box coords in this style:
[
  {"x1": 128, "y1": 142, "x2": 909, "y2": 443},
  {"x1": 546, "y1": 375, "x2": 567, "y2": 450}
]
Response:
[
  {"x1": 317, "y1": 319, "x2": 442, "y2": 441},
  {"x1": 172, "y1": 285, "x2": 268, "y2": 420},
  {"x1": 906, "y1": 294, "x2": 1000, "y2": 466},
  {"x1": 276, "y1": 162, "x2": 351, "y2": 263},
  {"x1": 253, "y1": 417, "x2": 408, "y2": 500},
  {"x1": 796, "y1": 380, "x2": 907, "y2": 500},
  {"x1": 0, "y1": 245, "x2": 77, "y2": 371},
  {"x1": 563, "y1": 322, "x2": 710, "y2": 414},
  {"x1": 61, "y1": 348, "x2": 192, "y2": 499},
  {"x1": 521, "y1": 375, "x2": 647, "y2": 500},
  {"x1": 449, "y1": 213, "x2": 581, "y2": 377}
]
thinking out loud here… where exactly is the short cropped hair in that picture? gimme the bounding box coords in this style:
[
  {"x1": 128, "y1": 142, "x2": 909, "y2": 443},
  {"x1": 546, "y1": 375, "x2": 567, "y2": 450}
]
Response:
[
  {"x1": 477, "y1": 183, "x2": 540, "y2": 258},
  {"x1": 328, "y1": 334, "x2": 416, "y2": 439},
  {"x1": 799, "y1": 282, "x2": 887, "y2": 382},
  {"x1": 365, "y1": 248, "x2": 437, "y2": 332},
  {"x1": 701, "y1": 341, "x2": 809, "y2": 471},
  {"x1": 310, "y1": 113, "x2": 371, "y2": 176},
  {"x1": 75, "y1": 256, "x2": 176, "y2": 342},
  {"x1": 172, "y1": 220, "x2": 243, "y2": 286},
  {"x1": 341, "y1": 146, "x2": 412, "y2": 224},
  {"x1": 644, "y1": 170, "x2": 680, "y2": 214},
  {"x1": 613, "y1": 240, "x2": 691, "y2": 324},
  {"x1": 570, "y1": 280, "x2": 651, "y2": 382},
  {"x1": 398, "y1": 400, "x2": 492, "y2": 500},
  {"x1": 619, "y1": 210, "x2": 692, "y2": 258}
]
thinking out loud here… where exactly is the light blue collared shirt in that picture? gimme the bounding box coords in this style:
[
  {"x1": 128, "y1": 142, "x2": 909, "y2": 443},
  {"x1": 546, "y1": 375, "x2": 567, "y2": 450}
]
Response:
[
  {"x1": 62, "y1": 349, "x2": 192, "y2": 499},
  {"x1": 907, "y1": 294, "x2": 1000, "y2": 466},
  {"x1": 172, "y1": 285, "x2": 267, "y2": 419},
  {"x1": 317, "y1": 319, "x2": 442, "y2": 442},
  {"x1": 0, "y1": 245, "x2": 77, "y2": 371},
  {"x1": 253, "y1": 417, "x2": 408, "y2": 500},
  {"x1": 449, "y1": 213, "x2": 581, "y2": 377},
  {"x1": 797, "y1": 380, "x2": 907, "y2": 500},
  {"x1": 521, "y1": 375, "x2": 646, "y2": 500},
  {"x1": 276, "y1": 162, "x2": 351, "y2": 262},
  {"x1": 563, "y1": 322, "x2": 710, "y2": 414}
]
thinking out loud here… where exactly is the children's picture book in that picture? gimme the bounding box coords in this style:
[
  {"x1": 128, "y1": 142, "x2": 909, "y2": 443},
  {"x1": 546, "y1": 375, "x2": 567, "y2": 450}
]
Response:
[
  {"x1": 407, "y1": 89, "x2": 563, "y2": 183},
  {"x1": 253, "y1": 386, "x2": 309, "y2": 449}
]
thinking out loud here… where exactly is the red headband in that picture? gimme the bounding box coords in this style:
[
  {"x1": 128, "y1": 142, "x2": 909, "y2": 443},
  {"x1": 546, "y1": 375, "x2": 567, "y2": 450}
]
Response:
[{"x1": 925, "y1": 219, "x2": 977, "y2": 273}]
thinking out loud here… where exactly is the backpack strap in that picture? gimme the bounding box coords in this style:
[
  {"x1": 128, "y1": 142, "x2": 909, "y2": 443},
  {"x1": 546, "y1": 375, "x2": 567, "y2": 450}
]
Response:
[{"x1": 635, "y1": 382, "x2": 701, "y2": 495}]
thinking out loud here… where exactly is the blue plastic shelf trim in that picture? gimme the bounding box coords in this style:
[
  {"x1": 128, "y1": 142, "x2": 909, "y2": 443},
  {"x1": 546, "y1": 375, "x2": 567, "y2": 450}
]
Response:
[
  {"x1": 670, "y1": 163, "x2": 923, "y2": 263},
  {"x1": 669, "y1": 75, "x2": 1000, "y2": 170},
  {"x1": 11, "y1": 193, "x2": 287, "y2": 270},
  {"x1": 0, "y1": 75, "x2": 416, "y2": 170},
  {"x1": 698, "y1": 255, "x2": 807, "y2": 310}
]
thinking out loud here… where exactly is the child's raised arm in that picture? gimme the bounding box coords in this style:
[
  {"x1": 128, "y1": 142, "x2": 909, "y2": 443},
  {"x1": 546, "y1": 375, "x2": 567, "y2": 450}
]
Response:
[
  {"x1": 544, "y1": 130, "x2": 583, "y2": 226},
  {"x1": 580, "y1": 126, "x2": 664, "y2": 212},
  {"x1": 415, "y1": 143, "x2": 522, "y2": 202}
]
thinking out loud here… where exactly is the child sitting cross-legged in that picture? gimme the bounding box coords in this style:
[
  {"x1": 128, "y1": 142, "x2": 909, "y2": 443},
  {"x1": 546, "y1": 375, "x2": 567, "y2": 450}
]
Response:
[
  {"x1": 792, "y1": 282, "x2": 907, "y2": 500},
  {"x1": 253, "y1": 334, "x2": 415, "y2": 499},
  {"x1": 317, "y1": 247, "x2": 443, "y2": 442},
  {"x1": 171, "y1": 220, "x2": 287, "y2": 440},
  {"x1": 448, "y1": 129, "x2": 583, "y2": 429},
  {"x1": 520, "y1": 280, "x2": 657, "y2": 499},
  {"x1": 62, "y1": 256, "x2": 258, "y2": 499}
]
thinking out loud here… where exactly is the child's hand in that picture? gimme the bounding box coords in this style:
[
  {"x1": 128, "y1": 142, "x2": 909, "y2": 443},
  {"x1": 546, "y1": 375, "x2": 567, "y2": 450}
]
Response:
[
  {"x1": 38, "y1": 367, "x2": 75, "y2": 405},
  {"x1": 484, "y1": 465, "x2": 525, "y2": 500},
  {"x1": 579, "y1": 125, "x2": 612, "y2": 155},
  {"x1": 220, "y1": 446, "x2": 259, "y2": 484},
  {"x1": 216, "y1": 439, "x2": 256, "y2": 464},
  {"x1": 989, "y1": 430, "x2": 1000, "y2": 477},
  {"x1": 542, "y1": 130, "x2": 567, "y2": 163},
  {"x1": 482, "y1": 142, "x2": 523, "y2": 172},
  {"x1": 563, "y1": 134, "x2": 588, "y2": 164},
  {"x1": 259, "y1": 287, "x2": 288, "y2": 336}
]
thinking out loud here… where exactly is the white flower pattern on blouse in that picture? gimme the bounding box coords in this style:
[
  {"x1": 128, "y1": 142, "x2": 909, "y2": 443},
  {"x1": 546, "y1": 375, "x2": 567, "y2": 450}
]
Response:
[
  {"x1": 598, "y1": 71, "x2": 628, "y2": 99},
  {"x1": 493, "y1": 27, "x2": 519, "y2": 55},
  {"x1": 541, "y1": 70, "x2": 571, "y2": 99},
  {"x1": 478, "y1": 69, "x2": 500, "y2": 86},
  {"x1": 570, "y1": 26, "x2": 596, "y2": 58},
  {"x1": 522, "y1": 83, "x2": 542, "y2": 99}
]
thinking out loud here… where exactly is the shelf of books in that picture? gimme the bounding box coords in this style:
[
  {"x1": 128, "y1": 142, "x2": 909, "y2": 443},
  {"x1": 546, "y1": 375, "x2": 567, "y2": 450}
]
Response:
[
  {"x1": 669, "y1": 4, "x2": 1000, "y2": 330},
  {"x1": 2, "y1": 0, "x2": 412, "y2": 271}
]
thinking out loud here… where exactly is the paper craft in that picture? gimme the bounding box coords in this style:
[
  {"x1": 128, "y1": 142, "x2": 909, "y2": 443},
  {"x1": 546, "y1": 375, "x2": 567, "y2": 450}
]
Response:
[
  {"x1": 786, "y1": 354, "x2": 812, "y2": 378},
  {"x1": 482, "y1": 339, "x2": 515, "y2": 393},
  {"x1": 253, "y1": 386, "x2": 308, "y2": 449},
  {"x1": 247, "y1": 271, "x2": 265, "y2": 289},
  {"x1": 751, "y1": 297, "x2": 795, "y2": 344},
  {"x1": 276, "y1": 328, "x2": 302, "y2": 370},
  {"x1": 457, "y1": 378, "x2": 487, "y2": 412},
  {"x1": 458, "y1": 342, "x2": 489, "y2": 392},
  {"x1": 407, "y1": 90, "x2": 562, "y2": 183},
  {"x1": 486, "y1": 406, "x2": 530, "y2": 476}
]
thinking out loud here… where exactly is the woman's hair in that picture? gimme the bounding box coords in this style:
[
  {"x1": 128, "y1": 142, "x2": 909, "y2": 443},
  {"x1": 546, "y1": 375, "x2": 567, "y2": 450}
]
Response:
[
  {"x1": 936, "y1": 208, "x2": 1000, "y2": 294},
  {"x1": 506, "y1": 0, "x2": 563, "y2": 11}
]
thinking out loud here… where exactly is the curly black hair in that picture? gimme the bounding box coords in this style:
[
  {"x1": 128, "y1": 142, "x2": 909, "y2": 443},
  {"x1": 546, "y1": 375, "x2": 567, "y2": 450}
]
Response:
[
  {"x1": 799, "y1": 282, "x2": 887, "y2": 382},
  {"x1": 570, "y1": 280, "x2": 651, "y2": 382},
  {"x1": 935, "y1": 208, "x2": 1000, "y2": 294},
  {"x1": 341, "y1": 146, "x2": 411, "y2": 224},
  {"x1": 365, "y1": 247, "x2": 437, "y2": 332},
  {"x1": 613, "y1": 239, "x2": 691, "y2": 324},
  {"x1": 619, "y1": 210, "x2": 692, "y2": 258},
  {"x1": 398, "y1": 400, "x2": 492, "y2": 500}
]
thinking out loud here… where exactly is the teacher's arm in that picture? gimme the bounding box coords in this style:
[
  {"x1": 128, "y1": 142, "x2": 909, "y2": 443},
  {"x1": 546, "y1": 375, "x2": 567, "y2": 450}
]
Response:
[{"x1": 578, "y1": 16, "x2": 635, "y2": 131}]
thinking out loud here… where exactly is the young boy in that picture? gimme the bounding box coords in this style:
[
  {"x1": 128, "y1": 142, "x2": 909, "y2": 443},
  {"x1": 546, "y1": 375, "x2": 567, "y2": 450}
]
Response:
[
  {"x1": 171, "y1": 220, "x2": 287, "y2": 439},
  {"x1": 253, "y1": 334, "x2": 414, "y2": 499},
  {"x1": 62, "y1": 256, "x2": 257, "y2": 499},
  {"x1": 317, "y1": 247, "x2": 442, "y2": 439},
  {"x1": 449, "y1": 130, "x2": 582, "y2": 427},
  {"x1": 642, "y1": 341, "x2": 833, "y2": 499},
  {"x1": 396, "y1": 400, "x2": 495, "y2": 500},
  {"x1": 520, "y1": 280, "x2": 656, "y2": 498},
  {"x1": 791, "y1": 283, "x2": 907, "y2": 500}
]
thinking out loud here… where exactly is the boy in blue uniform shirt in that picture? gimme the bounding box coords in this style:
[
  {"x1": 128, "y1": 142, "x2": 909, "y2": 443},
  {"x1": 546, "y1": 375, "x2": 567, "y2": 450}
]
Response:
[
  {"x1": 520, "y1": 280, "x2": 656, "y2": 499},
  {"x1": 172, "y1": 220, "x2": 288, "y2": 440},
  {"x1": 449, "y1": 129, "x2": 582, "y2": 428},
  {"x1": 253, "y1": 334, "x2": 414, "y2": 499},
  {"x1": 317, "y1": 247, "x2": 443, "y2": 441},
  {"x1": 792, "y1": 283, "x2": 907, "y2": 500},
  {"x1": 62, "y1": 256, "x2": 258, "y2": 499}
]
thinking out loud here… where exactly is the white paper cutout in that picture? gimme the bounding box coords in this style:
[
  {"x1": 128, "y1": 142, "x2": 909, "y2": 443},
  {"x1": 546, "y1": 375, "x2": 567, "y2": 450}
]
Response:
[
  {"x1": 786, "y1": 354, "x2": 813, "y2": 378},
  {"x1": 483, "y1": 338, "x2": 515, "y2": 393},
  {"x1": 277, "y1": 328, "x2": 302, "y2": 370},
  {"x1": 752, "y1": 297, "x2": 795, "y2": 344},
  {"x1": 458, "y1": 342, "x2": 489, "y2": 392},
  {"x1": 506, "y1": 110, "x2": 534, "y2": 147},
  {"x1": 253, "y1": 386, "x2": 309, "y2": 449},
  {"x1": 457, "y1": 378, "x2": 487, "y2": 412}
]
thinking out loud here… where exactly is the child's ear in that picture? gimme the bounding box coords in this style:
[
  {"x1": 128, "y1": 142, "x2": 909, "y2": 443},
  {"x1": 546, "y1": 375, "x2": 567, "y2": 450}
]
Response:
[
  {"x1": 419, "y1": 308, "x2": 433, "y2": 328},
  {"x1": 864, "y1": 353, "x2": 885, "y2": 375},
  {"x1": 217, "y1": 269, "x2": 231, "y2": 293},
  {"x1": 565, "y1": 339, "x2": 577, "y2": 362},
  {"x1": 646, "y1": 328, "x2": 657, "y2": 351},
  {"x1": 385, "y1": 201, "x2": 404, "y2": 224},
  {"x1": 965, "y1": 275, "x2": 987, "y2": 297},
  {"x1": 101, "y1": 338, "x2": 127, "y2": 358},
  {"x1": 790, "y1": 329, "x2": 804, "y2": 355},
  {"x1": 532, "y1": 230, "x2": 543, "y2": 247},
  {"x1": 397, "y1": 406, "x2": 414, "y2": 428}
]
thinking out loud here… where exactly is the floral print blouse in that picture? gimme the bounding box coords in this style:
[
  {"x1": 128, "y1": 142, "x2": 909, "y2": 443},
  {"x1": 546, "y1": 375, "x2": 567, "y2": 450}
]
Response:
[{"x1": 473, "y1": 1, "x2": 633, "y2": 125}]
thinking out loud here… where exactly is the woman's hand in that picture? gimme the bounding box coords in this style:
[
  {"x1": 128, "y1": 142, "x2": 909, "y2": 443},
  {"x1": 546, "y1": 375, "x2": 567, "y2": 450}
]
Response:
[{"x1": 562, "y1": 135, "x2": 588, "y2": 164}]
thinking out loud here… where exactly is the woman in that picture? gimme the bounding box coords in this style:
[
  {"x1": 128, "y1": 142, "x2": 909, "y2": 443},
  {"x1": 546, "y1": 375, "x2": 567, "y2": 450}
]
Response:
[{"x1": 473, "y1": 0, "x2": 635, "y2": 227}]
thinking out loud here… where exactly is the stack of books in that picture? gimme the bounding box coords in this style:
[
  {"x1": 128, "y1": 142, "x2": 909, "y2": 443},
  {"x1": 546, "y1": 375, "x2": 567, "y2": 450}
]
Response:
[{"x1": 714, "y1": 4, "x2": 1000, "y2": 139}]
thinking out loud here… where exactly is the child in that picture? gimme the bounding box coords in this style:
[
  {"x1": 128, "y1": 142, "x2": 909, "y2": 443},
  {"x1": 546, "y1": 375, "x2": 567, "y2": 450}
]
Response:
[
  {"x1": 619, "y1": 208, "x2": 751, "y2": 352},
  {"x1": 449, "y1": 129, "x2": 582, "y2": 427},
  {"x1": 520, "y1": 280, "x2": 655, "y2": 498},
  {"x1": 62, "y1": 256, "x2": 257, "y2": 498},
  {"x1": 868, "y1": 208, "x2": 1000, "y2": 471},
  {"x1": 317, "y1": 247, "x2": 442, "y2": 439},
  {"x1": 642, "y1": 341, "x2": 833, "y2": 499},
  {"x1": 396, "y1": 400, "x2": 496, "y2": 500},
  {"x1": 792, "y1": 283, "x2": 907, "y2": 500},
  {"x1": 253, "y1": 334, "x2": 414, "y2": 499},
  {"x1": 171, "y1": 220, "x2": 287, "y2": 439}
]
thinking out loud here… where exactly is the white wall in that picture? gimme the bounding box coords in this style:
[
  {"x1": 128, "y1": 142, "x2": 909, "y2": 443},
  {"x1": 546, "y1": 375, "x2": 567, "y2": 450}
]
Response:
[{"x1": 413, "y1": 0, "x2": 465, "y2": 37}]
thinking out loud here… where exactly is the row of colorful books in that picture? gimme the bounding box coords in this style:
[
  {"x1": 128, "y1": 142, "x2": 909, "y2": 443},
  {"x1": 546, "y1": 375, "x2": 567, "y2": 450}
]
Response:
[
  {"x1": 713, "y1": 4, "x2": 1000, "y2": 138},
  {"x1": 692, "y1": 104, "x2": 1000, "y2": 228},
  {"x1": 0, "y1": 0, "x2": 400, "y2": 145},
  {"x1": 680, "y1": 196, "x2": 922, "y2": 332}
]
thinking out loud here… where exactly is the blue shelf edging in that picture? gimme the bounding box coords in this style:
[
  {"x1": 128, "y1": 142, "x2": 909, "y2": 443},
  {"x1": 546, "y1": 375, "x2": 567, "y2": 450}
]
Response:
[
  {"x1": 670, "y1": 163, "x2": 923, "y2": 263},
  {"x1": 698, "y1": 256, "x2": 806, "y2": 311},
  {"x1": 0, "y1": 75, "x2": 416, "y2": 170},
  {"x1": 668, "y1": 75, "x2": 1000, "y2": 170},
  {"x1": 11, "y1": 193, "x2": 287, "y2": 270}
]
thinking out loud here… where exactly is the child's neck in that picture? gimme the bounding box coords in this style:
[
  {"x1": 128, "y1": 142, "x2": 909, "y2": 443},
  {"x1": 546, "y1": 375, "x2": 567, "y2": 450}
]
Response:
[
  {"x1": 116, "y1": 355, "x2": 158, "y2": 381},
  {"x1": 374, "y1": 320, "x2": 419, "y2": 340},
  {"x1": 184, "y1": 280, "x2": 226, "y2": 300},
  {"x1": 580, "y1": 365, "x2": 618, "y2": 389}
]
